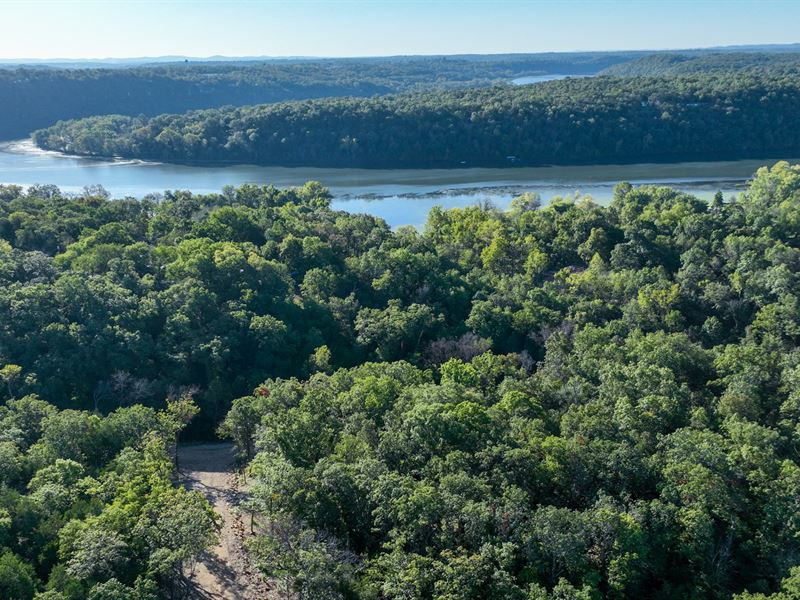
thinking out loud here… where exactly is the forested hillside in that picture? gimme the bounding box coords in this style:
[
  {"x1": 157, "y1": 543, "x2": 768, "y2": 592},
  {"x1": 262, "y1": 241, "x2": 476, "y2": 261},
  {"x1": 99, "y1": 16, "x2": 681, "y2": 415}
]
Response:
[
  {"x1": 2, "y1": 163, "x2": 800, "y2": 597},
  {"x1": 33, "y1": 73, "x2": 800, "y2": 168},
  {"x1": 600, "y1": 52, "x2": 800, "y2": 77},
  {"x1": 0, "y1": 52, "x2": 632, "y2": 140}
]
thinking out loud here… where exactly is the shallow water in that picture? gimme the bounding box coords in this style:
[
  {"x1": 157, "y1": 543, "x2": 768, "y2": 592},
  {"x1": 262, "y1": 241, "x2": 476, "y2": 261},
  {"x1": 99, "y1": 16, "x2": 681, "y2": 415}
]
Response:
[
  {"x1": 0, "y1": 139, "x2": 792, "y2": 227},
  {"x1": 511, "y1": 74, "x2": 586, "y2": 85}
]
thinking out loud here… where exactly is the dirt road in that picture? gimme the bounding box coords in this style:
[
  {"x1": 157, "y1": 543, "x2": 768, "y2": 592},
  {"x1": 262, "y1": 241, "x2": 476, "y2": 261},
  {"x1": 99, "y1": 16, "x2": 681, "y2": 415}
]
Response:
[{"x1": 178, "y1": 443, "x2": 271, "y2": 599}]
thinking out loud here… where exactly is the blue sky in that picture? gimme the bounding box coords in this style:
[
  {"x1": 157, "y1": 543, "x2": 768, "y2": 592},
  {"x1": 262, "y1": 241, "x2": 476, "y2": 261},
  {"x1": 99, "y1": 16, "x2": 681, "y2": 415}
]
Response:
[{"x1": 1, "y1": 0, "x2": 799, "y2": 59}]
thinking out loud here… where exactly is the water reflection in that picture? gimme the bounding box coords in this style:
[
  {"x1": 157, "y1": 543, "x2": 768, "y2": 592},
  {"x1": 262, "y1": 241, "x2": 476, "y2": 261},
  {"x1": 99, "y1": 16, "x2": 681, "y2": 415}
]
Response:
[{"x1": 0, "y1": 139, "x2": 789, "y2": 227}]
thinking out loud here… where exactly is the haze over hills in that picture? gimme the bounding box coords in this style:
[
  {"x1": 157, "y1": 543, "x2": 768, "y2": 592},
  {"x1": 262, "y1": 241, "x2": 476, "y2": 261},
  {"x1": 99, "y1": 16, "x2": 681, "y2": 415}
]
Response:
[{"x1": 1, "y1": 41, "x2": 799, "y2": 67}]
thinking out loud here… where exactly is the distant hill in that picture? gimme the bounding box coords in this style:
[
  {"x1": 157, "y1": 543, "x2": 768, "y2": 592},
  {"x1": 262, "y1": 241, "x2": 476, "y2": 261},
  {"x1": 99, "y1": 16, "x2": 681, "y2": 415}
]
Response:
[
  {"x1": 34, "y1": 72, "x2": 800, "y2": 169},
  {"x1": 7, "y1": 46, "x2": 800, "y2": 142},
  {"x1": 0, "y1": 53, "x2": 637, "y2": 140},
  {"x1": 1, "y1": 42, "x2": 799, "y2": 68},
  {"x1": 601, "y1": 52, "x2": 800, "y2": 77}
]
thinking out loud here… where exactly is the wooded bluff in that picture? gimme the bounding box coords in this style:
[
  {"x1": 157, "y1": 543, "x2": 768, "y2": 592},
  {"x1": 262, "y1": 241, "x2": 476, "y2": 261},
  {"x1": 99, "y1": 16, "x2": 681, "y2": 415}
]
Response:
[{"x1": 33, "y1": 73, "x2": 800, "y2": 168}]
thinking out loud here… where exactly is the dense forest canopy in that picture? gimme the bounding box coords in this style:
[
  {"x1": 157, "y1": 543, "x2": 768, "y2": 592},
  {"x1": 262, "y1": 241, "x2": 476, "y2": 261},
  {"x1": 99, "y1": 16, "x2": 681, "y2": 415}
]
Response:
[
  {"x1": 33, "y1": 72, "x2": 800, "y2": 168},
  {"x1": 0, "y1": 392, "x2": 217, "y2": 599},
  {"x1": 8, "y1": 48, "x2": 800, "y2": 143},
  {"x1": 1, "y1": 162, "x2": 800, "y2": 597},
  {"x1": 0, "y1": 52, "x2": 636, "y2": 140},
  {"x1": 600, "y1": 52, "x2": 800, "y2": 77}
]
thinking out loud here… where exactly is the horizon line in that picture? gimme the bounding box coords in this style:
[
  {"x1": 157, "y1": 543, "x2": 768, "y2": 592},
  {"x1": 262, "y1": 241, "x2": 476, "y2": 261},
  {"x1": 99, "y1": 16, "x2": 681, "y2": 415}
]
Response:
[{"x1": 1, "y1": 41, "x2": 800, "y2": 64}]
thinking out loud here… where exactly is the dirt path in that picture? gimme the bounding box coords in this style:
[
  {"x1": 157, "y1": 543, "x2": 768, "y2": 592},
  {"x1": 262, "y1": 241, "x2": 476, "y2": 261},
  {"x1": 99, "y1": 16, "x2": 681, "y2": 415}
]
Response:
[{"x1": 178, "y1": 443, "x2": 272, "y2": 600}]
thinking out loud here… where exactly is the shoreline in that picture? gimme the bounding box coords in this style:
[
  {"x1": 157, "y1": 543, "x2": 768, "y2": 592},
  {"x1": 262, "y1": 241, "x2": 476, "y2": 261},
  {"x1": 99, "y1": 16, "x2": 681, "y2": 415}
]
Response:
[
  {"x1": 26, "y1": 140, "x2": 800, "y2": 173},
  {"x1": 4, "y1": 138, "x2": 793, "y2": 189}
]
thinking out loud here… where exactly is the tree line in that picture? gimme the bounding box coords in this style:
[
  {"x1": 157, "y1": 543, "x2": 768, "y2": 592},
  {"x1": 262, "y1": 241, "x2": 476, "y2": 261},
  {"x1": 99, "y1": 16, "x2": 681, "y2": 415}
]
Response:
[{"x1": 33, "y1": 72, "x2": 800, "y2": 168}]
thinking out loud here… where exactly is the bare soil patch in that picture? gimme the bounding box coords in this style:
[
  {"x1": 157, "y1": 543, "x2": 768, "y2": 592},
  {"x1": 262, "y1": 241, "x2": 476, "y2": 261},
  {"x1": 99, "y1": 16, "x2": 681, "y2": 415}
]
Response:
[{"x1": 178, "y1": 443, "x2": 272, "y2": 599}]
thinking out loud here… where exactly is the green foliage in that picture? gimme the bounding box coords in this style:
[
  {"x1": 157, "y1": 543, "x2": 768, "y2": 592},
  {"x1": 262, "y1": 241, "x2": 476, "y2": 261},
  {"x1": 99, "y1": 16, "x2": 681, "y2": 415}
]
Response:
[
  {"x1": 0, "y1": 551, "x2": 36, "y2": 600},
  {"x1": 0, "y1": 397, "x2": 216, "y2": 598},
  {"x1": 4, "y1": 161, "x2": 800, "y2": 598},
  {"x1": 33, "y1": 72, "x2": 800, "y2": 168},
  {"x1": 0, "y1": 52, "x2": 633, "y2": 140},
  {"x1": 601, "y1": 52, "x2": 800, "y2": 77},
  {"x1": 204, "y1": 163, "x2": 800, "y2": 599}
]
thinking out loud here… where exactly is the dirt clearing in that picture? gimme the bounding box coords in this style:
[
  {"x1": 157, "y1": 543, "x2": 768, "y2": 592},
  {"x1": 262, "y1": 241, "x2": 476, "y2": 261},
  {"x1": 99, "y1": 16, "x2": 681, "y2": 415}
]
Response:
[{"x1": 178, "y1": 443, "x2": 272, "y2": 599}]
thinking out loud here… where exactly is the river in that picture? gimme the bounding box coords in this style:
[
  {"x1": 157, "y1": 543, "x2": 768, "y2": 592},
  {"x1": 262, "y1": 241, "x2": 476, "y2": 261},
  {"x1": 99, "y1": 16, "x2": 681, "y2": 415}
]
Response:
[{"x1": 0, "y1": 140, "x2": 792, "y2": 227}]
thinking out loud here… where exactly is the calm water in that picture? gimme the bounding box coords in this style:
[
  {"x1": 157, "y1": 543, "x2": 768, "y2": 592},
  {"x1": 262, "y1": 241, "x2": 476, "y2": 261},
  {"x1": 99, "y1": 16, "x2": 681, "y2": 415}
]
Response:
[
  {"x1": 511, "y1": 74, "x2": 587, "y2": 85},
  {"x1": 0, "y1": 140, "x2": 791, "y2": 227}
]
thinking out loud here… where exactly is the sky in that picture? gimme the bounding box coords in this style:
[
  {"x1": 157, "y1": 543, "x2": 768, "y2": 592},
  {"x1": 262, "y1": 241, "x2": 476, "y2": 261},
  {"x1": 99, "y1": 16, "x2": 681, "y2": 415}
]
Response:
[{"x1": 1, "y1": 0, "x2": 799, "y2": 59}]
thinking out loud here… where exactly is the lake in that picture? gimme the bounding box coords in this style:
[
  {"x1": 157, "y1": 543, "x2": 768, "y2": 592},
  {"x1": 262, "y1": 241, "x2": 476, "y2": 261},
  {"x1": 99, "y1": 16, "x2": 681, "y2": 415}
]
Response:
[{"x1": 0, "y1": 140, "x2": 792, "y2": 227}]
